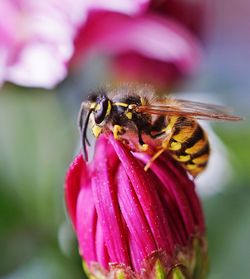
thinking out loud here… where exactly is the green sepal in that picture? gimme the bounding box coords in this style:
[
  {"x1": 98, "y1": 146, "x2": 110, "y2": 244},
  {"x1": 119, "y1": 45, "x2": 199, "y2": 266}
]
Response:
[
  {"x1": 82, "y1": 261, "x2": 105, "y2": 279},
  {"x1": 155, "y1": 259, "x2": 166, "y2": 279},
  {"x1": 171, "y1": 267, "x2": 187, "y2": 279},
  {"x1": 192, "y1": 238, "x2": 209, "y2": 279},
  {"x1": 116, "y1": 269, "x2": 125, "y2": 279},
  {"x1": 82, "y1": 261, "x2": 91, "y2": 278}
]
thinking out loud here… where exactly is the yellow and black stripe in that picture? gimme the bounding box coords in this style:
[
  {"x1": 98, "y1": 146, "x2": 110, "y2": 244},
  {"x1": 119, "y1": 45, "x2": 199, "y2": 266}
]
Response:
[{"x1": 167, "y1": 116, "x2": 210, "y2": 177}]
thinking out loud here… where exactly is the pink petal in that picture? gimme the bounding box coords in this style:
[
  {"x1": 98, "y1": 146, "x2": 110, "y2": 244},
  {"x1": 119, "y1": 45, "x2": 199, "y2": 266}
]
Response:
[
  {"x1": 6, "y1": 43, "x2": 69, "y2": 88},
  {"x1": 126, "y1": 229, "x2": 145, "y2": 273},
  {"x1": 87, "y1": 0, "x2": 150, "y2": 15},
  {"x1": 135, "y1": 153, "x2": 195, "y2": 236},
  {"x1": 154, "y1": 162, "x2": 195, "y2": 236},
  {"x1": 149, "y1": 170, "x2": 188, "y2": 246},
  {"x1": 159, "y1": 155, "x2": 205, "y2": 233},
  {"x1": 76, "y1": 186, "x2": 97, "y2": 264},
  {"x1": 73, "y1": 11, "x2": 202, "y2": 75},
  {"x1": 149, "y1": 0, "x2": 205, "y2": 36},
  {"x1": 117, "y1": 165, "x2": 157, "y2": 271},
  {"x1": 91, "y1": 136, "x2": 131, "y2": 266},
  {"x1": 95, "y1": 219, "x2": 109, "y2": 269},
  {"x1": 136, "y1": 152, "x2": 205, "y2": 235},
  {"x1": 0, "y1": 0, "x2": 87, "y2": 88},
  {"x1": 110, "y1": 135, "x2": 174, "y2": 254},
  {"x1": 65, "y1": 153, "x2": 88, "y2": 230},
  {"x1": 113, "y1": 52, "x2": 182, "y2": 87}
]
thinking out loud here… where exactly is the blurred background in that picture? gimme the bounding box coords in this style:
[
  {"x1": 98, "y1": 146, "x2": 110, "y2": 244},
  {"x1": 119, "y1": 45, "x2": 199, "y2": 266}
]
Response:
[{"x1": 0, "y1": 1, "x2": 249, "y2": 279}]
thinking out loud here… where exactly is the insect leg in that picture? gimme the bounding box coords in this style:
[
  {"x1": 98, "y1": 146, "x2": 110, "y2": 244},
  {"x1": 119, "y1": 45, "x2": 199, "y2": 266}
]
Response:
[
  {"x1": 144, "y1": 129, "x2": 174, "y2": 171},
  {"x1": 113, "y1": 125, "x2": 124, "y2": 140},
  {"x1": 138, "y1": 129, "x2": 145, "y2": 145},
  {"x1": 144, "y1": 149, "x2": 165, "y2": 171},
  {"x1": 137, "y1": 127, "x2": 150, "y2": 152}
]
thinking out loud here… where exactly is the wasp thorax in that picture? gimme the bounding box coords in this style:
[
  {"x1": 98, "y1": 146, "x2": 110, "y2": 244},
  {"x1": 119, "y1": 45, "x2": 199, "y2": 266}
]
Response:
[{"x1": 93, "y1": 95, "x2": 111, "y2": 125}]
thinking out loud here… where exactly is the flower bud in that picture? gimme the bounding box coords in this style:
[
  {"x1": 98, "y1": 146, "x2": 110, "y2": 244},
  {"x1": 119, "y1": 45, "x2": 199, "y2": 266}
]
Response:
[{"x1": 65, "y1": 135, "x2": 208, "y2": 278}]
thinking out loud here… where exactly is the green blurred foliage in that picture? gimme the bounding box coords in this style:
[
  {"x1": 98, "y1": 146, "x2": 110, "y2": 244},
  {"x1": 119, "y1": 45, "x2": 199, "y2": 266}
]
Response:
[
  {"x1": 0, "y1": 84, "x2": 249, "y2": 279},
  {"x1": 0, "y1": 85, "x2": 83, "y2": 278},
  {"x1": 205, "y1": 125, "x2": 250, "y2": 278}
]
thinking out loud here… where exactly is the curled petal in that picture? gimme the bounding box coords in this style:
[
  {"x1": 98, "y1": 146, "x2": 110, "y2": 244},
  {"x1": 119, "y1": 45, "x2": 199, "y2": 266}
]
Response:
[
  {"x1": 139, "y1": 154, "x2": 195, "y2": 236},
  {"x1": 92, "y1": 136, "x2": 131, "y2": 266},
  {"x1": 158, "y1": 155, "x2": 205, "y2": 233},
  {"x1": 73, "y1": 12, "x2": 202, "y2": 76},
  {"x1": 149, "y1": 171, "x2": 188, "y2": 246},
  {"x1": 65, "y1": 153, "x2": 88, "y2": 229},
  {"x1": 76, "y1": 186, "x2": 97, "y2": 264},
  {"x1": 117, "y1": 165, "x2": 157, "y2": 271},
  {"x1": 95, "y1": 218, "x2": 110, "y2": 269},
  {"x1": 110, "y1": 135, "x2": 174, "y2": 254},
  {"x1": 135, "y1": 153, "x2": 205, "y2": 235}
]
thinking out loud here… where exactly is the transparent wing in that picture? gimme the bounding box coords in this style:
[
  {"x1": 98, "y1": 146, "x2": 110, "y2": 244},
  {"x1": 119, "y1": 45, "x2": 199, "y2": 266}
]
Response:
[{"x1": 137, "y1": 99, "x2": 242, "y2": 121}]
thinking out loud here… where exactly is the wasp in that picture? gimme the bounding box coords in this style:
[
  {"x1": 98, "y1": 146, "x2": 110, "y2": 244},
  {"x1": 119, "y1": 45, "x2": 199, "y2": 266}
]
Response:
[{"x1": 79, "y1": 85, "x2": 242, "y2": 177}]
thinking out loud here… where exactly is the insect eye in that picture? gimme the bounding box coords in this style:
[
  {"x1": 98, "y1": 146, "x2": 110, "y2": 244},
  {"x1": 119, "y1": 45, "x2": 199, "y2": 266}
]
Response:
[{"x1": 94, "y1": 98, "x2": 109, "y2": 124}]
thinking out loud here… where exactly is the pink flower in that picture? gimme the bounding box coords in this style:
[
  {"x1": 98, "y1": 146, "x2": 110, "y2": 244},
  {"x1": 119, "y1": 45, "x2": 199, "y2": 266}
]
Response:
[
  {"x1": 72, "y1": 1, "x2": 204, "y2": 88},
  {"x1": 84, "y1": 0, "x2": 150, "y2": 16},
  {"x1": 0, "y1": 0, "x2": 88, "y2": 88},
  {"x1": 65, "y1": 135, "x2": 208, "y2": 278},
  {"x1": 0, "y1": 0, "x2": 151, "y2": 88},
  {"x1": 0, "y1": 1, "x2": 204, "y2": 89},
  {"x1": 149, "y1": 0, "x2": 205, "y2": 37}
]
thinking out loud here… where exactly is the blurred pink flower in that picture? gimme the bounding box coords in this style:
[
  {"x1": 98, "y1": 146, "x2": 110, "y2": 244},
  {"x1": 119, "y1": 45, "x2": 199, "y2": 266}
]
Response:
[
  {"x1": 149, "y1": 0, "x2": 205, "y2": 37},
  {"x1": 0, "y1": 0, "x2": 87, "y2": 88},
  {"x1": 65, "y1": 135, "x2": 208, "y2": 278},
  {"x1": 73, "y1": 1, "x2": 204, "y2": 88},
  {"x1": 84, "y1": 0, "x2": 150, "y2": 16},
  {"x1": 0, "y1": 1, "x2": 204, "y2": 89},
  {"x1": 0, "y1": 0, "x2": 151, "y2": 88}
]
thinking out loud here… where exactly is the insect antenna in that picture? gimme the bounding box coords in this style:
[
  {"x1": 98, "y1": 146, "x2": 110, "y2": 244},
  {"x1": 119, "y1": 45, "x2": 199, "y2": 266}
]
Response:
[
  {"x1": 82, "y1": 109, "x2": 93, "y2": 161},
  {"x1": 78, "y1": 104, "x2": 90, "y2": 146}
]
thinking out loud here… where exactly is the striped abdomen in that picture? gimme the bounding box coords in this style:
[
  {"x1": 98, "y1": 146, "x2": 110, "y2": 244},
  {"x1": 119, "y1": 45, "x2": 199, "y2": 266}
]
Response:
[{"x1": 167, "y1": 116, "x2": 210, "y2": 177}]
